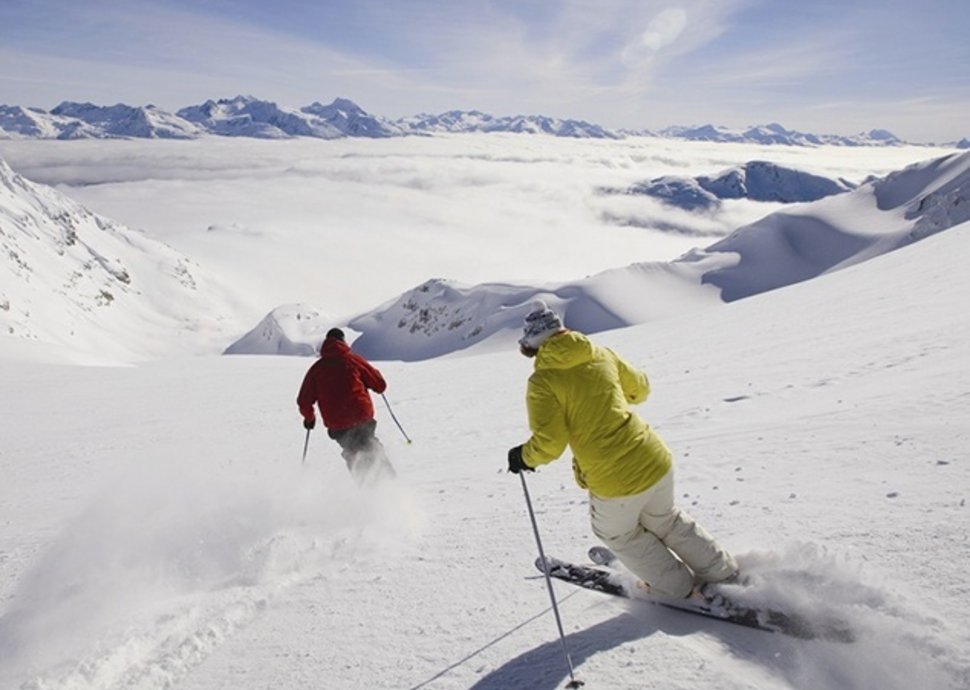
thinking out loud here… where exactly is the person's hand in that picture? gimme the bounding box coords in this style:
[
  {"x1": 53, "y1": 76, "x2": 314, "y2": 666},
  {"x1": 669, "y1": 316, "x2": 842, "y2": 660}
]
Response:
[
  {"x1": 303, "y1": 418, "x2": 316, "y2": 430},
  {"x1": 507, "y1": 445, "x2": 533, "y2": 474}
]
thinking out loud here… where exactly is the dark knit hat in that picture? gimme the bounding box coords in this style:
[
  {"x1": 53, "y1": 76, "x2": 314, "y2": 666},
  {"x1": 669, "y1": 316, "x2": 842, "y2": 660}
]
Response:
[
  {"x1": 325, "y1": 327, "x2": 345, "y2": 341},
  {"x1": 518, "y1": 300, "x2": 563, "y2": 349}
]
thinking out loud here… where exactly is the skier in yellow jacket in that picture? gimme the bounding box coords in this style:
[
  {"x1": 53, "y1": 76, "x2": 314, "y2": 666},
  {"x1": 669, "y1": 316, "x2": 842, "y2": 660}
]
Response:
[{"x1": 508, "y1": 300, "x2": 738, "y2": 598}]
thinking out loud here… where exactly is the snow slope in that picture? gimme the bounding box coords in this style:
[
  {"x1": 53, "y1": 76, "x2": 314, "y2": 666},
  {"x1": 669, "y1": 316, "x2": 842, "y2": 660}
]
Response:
[
  {"x1": 1, "y1": 218, "x2": 967, "y2": 690},
  {"x1": 693, "y1": 151, "x2": 970, "y2": 300},
  {"x1": 0, "y1": 157, "x2": 240, "y2": 362}
]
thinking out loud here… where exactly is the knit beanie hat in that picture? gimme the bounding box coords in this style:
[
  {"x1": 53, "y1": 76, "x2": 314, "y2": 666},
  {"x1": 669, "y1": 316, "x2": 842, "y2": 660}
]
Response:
[
  {"x1": 325, "y1": 327, "x2": 345, "y2": 341},
  {"x1": 519, "y1": 300, "x2": 563, "y2": 350}
]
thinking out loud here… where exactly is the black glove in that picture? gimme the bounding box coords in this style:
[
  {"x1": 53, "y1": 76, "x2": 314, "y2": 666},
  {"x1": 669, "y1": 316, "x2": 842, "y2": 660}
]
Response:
[
  {"x1": 507, "y1": 445, "x2": 534, "y2": 474},
  {"x1": 303, "y1": 418, "x2": 316, "y2": 430}
]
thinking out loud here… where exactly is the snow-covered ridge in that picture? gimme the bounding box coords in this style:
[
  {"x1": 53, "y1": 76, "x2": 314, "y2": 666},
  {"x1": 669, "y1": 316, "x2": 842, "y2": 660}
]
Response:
[
  {"x1": 609, "y1": 161, "x2": 857, "y2": 211},
  {"x1": 0, "y1": 157, "x2": 237, "y2": 361},
  {"x1": 690, "y1": 151, "x2": 970, "y2": 301},
  {"x1": 0, "y1": 96, "x2": 403, "y2": 141},
  {"x1": 50, "y1": 102, "x2": 203, "y2": 139},
  {"x1": 397, "y1": 110, "x2": 621, "y2": 139},
  {"x1": 227, "y1": 152, "x2": 970, "y2": 360},
  {"x1": 2, "y1": 97, "x2": 963, "y2": 146},
  {"x1": 650, "y1": 122, "x2": 906, "y2": 147},
  {"x1": 175, "y1": 95, "x2": 406, "y2": 139}
]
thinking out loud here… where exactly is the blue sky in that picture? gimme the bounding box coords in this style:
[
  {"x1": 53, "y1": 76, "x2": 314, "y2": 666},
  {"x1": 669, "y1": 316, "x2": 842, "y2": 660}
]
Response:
[{"x1": 1, "y1": 0, "x2": 967, "y2": 142}]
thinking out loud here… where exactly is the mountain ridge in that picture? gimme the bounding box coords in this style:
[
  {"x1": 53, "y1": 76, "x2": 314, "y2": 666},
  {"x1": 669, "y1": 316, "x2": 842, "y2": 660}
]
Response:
[{"x1": 2, "y1": 96, "x2": 963, "y2": 147}]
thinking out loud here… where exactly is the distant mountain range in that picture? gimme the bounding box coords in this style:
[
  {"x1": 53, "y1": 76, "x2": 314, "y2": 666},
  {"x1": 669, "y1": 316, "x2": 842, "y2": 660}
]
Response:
[
  {"x1": 647, "y1": 123, "x2": 909, "y2": 148},
  {"x1": 396, "y1": 109, "x2": 620, "y2": 139},
  {"x1": 1, "y1": 95, "x2": 965, "y2": 148}
]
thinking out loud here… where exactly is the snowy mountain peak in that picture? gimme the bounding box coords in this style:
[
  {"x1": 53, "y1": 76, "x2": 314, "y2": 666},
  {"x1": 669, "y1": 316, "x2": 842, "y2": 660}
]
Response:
[
  {"x1": 50, "y1": 101, "x2": 201, "y2": 139},
  {"x1": 301, "y1": 98, "x2": 405, "y2": 138},
  {"x1": 304, "y1": 97, "x2": 365, "y2": 116},
  {"x1": 866, "y1": 128, "x2": 900, "y2": 142},
  {"x1": 398, "y1": 110, "x2": 622, "y2": 139},
  {"x1": 222, "y1": 304, "x2": 335, "y2": 356},
  {"x1": 174, "y1": 95, "x2": 405, "y2": 139}
]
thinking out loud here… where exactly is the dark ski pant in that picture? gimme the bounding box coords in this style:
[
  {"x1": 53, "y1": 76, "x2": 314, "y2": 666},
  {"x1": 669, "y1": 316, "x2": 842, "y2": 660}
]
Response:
[{"x1": 327, "y1": 419, "x2": 396, "y2": 486}]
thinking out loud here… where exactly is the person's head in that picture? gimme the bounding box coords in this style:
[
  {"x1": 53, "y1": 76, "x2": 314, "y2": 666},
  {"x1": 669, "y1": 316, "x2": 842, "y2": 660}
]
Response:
[
  {"x1": 518, "y1": 299, "x2": 564, "y2": 357},
  {"x1": 320, "y1": 327, "x2": 346, "y2": 353}
]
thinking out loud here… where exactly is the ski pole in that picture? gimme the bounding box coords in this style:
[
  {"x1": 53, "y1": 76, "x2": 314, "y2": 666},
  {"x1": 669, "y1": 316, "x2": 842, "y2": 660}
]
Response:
[
  {"x1": 381, "y1": 393, "x2": 412, "y2": 444},
  {"x1": 301, "y1": 428, "x2": 311, "y2": 465},
  {"x1": 519, "y1": 472, "x2": 584, "y2": 689}
]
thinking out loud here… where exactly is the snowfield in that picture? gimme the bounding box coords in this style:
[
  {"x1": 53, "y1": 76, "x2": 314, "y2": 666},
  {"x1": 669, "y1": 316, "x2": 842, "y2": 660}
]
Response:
[{"x1": 0, "y1": 135, "x2": 968, "y2": 690}]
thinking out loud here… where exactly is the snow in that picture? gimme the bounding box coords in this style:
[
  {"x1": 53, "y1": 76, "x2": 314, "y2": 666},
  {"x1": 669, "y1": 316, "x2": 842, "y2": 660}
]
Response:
[
  {"x1": 0, "y1": 158, "x2": 240, "y2": 362},
  {"x1": 692, "y1": 152, "x2": 970, "y2": 301},
  {"x1": 0, "y1": 134, "x2": 968, "y2": 689},
  {"x1": 223, "y1": 304, "x2": 337, "y2": 357}
]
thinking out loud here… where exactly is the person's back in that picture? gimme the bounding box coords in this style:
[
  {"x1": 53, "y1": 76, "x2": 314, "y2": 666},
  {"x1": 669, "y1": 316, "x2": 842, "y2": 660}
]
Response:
[
  {"x1": 524, "y1": 330, "x2": 671, "y2": 498},
  {"x1": 301, "y1": 337, "x2": 383, "y2": 431},
  {"x1": 297, "y1": 328, "x2": 394, "y2": 486}
]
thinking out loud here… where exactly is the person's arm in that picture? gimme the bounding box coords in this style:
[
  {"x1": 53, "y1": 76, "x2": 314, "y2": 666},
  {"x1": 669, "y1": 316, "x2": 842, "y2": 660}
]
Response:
[
  {"x1": 352, "y1": 353, "x2": 387, "y2": 394},
  {"x1": 522, "y1": 374, "x2": 568, "y2": 467},
  {"x1": 611, "y1": 348, "x2": 649, "y2": 405},
  {"x1": 297, "y1": 366, "x2": 317, "y2": 422}
]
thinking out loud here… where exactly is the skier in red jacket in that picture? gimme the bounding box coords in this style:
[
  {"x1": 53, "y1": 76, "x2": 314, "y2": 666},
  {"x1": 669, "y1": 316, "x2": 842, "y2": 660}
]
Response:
[{"x1": 297, "y1": 328, "x2": 396, "y2": 485}]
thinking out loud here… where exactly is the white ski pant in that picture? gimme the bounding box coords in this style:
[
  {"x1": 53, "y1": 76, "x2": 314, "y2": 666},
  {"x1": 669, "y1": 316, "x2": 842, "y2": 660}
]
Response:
[{"x1": 589, "y1": 469, "x2": 737, "y2": 598}]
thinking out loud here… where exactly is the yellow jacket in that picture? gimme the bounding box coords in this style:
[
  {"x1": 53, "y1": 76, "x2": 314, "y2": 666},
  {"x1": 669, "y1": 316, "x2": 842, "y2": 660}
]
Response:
[{"x1": 521, "y1": 331, "x2": 671, "y2": 498}]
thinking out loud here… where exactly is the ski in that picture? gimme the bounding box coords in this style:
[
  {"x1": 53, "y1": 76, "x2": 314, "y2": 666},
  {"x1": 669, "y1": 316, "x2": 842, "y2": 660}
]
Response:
[{"x1": 535, "y1": 551, "x2": 853, "y2": 643}]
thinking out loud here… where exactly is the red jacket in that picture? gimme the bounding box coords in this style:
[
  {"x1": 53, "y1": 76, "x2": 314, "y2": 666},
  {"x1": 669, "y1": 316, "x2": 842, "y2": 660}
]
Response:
[{"x1": 297, "y1": 338, "x2": 386, "y2": 431}]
